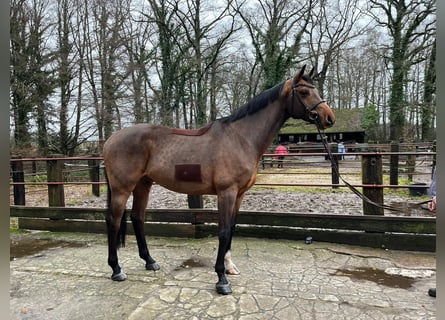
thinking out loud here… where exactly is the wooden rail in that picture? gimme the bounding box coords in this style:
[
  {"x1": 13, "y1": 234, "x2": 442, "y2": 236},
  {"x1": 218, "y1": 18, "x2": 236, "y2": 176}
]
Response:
[
  {"x1": 10, "y1": 150, "x2": 435, "y2": 214},
  {"x1": 9, "y1": 146, "x2": 436, "y2": 252},
  {"x1": 10, "y1": 206, "x2": 436, "y2": 252}
]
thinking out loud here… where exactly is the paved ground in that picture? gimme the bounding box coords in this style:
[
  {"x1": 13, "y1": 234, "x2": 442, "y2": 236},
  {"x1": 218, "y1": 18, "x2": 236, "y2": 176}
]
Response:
[{"x1": 10, "y1": 232, "x2": 436, "y2": 320}]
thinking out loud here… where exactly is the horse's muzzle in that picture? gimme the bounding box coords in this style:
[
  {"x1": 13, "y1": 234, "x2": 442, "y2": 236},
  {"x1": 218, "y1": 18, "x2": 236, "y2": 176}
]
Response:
[{"x1": 318, "y1": 104, "x2": 335, "y2": 129}]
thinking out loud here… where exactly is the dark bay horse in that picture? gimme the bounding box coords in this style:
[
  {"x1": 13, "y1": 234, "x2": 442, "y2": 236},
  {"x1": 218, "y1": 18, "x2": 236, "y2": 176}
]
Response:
[{"x1": 102, "y1": 65, "x2": 335, "y2": 295}]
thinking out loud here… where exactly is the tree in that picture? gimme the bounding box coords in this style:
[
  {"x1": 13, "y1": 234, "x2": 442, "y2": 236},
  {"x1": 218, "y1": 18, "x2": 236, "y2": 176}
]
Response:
[
  {"x1": 421, "y1": 39, "x2": 435, "y2": 141},
  {"x1": 237, "y1": 0, "x2": 313, "y2": 92},
  {"x1": 174, "y1": 0, "x2": 238, "y2": 126},
  {"x1": 143, "y1": 0, "x2": 188, "y2": 127},
  {"x1": 83, "y1": 0, "x2": 130, "y2": 146},
  {"x1": 306, "y1": 0, "x2": 369, "y2": 98},
  {"x1": 361, "y1": 104, "x2": 379, "y2": 142},
  {"x1": 369, "y1": 0, "x2": 436, "y2": 142},
  {"x1": 10, "y1": 0, "x2": 55, "y2": 154},
  {"x1": 54, "y1": 0, "x2": 77, "y2": 155},
  {"x1": 143, "y1": 0, "x2": 238, "y2": 127}
]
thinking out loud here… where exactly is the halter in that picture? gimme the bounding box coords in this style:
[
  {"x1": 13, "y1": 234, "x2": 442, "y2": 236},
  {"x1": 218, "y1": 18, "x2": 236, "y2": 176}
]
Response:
[{"x1": 289, "y1": 79, "x2": 326, "y2": 122}]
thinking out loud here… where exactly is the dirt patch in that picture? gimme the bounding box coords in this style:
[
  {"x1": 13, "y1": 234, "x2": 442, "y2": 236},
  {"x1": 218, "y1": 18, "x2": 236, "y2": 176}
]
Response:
[{"x1": 333, "y1": 267, "x2": 416, "y2": 289}]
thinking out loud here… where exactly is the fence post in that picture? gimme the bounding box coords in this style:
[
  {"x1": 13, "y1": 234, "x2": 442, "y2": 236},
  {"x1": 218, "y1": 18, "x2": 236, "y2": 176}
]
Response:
[
  {"x1": 432, "y1": 140, "x2": 436, "y2": 177},
  {"x1": 390, "y1": 142, "x2": 399, "y2": 185},
  {"x1": 187, "y1": 195, "x2": 203, "y2": 208},
  {"x1": 47, "y1": 154, "x2": 65, "y2": 207},
  {"x1": 330, "y1": 143, "x2": 339, "y2": 188},
  {"x1": 88, "y1": 155, "x2": 100, "y2": 197},
  {"x1": 31, "y1": 160, "x2": 37, "y2": 176},
  {"x1": 11, "y1": 156, "x2": 25, "y2": 205},
  {"x1": 362, "y1": 154, "x2": 383, "y2": 215},
  {"x1": 406, "y1": 144, "x2": 415, "y2": 182}
]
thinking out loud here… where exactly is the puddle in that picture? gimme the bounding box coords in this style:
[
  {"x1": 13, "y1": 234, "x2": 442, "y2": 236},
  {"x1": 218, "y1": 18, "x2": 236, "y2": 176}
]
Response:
[
  {"x1": 10, "y1": 237, "x2": 85, "y2": 261},
  {"x1": 334, "y1": 267, "x2": 415, "y2": 289},
  {"x1": 174, "y1": 256, "x2": 208, "y2": 271}
]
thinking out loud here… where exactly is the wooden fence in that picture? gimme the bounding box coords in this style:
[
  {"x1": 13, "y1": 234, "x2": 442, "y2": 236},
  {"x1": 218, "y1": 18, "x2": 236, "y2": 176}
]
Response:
[
  {"x1": 9, "y1": 143, "x2": 436, "y2": 252},
  {"x1": 10, "y1": 206, "x2": 436, "y2": 252},
  {"x1": 10, "y1": 147, "x2": 435, "y2": 211}
]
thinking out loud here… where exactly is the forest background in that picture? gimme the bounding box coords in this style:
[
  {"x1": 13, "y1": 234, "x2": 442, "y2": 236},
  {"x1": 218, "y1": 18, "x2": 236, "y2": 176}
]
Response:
[{"x1": 9, "y1": 0, "x2": 436, "y2": 156}]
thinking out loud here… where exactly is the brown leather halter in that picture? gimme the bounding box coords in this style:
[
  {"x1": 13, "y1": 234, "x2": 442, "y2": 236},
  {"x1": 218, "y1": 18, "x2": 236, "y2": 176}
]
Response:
[{"x1": 289, "y1": 79, "x2": 326, "y2": 123}]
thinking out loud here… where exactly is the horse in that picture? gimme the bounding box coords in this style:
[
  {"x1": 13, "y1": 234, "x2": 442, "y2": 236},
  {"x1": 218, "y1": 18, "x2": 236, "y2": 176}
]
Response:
[{"x1": 102, "y1": 65, "x2": 335, "y2": 295}]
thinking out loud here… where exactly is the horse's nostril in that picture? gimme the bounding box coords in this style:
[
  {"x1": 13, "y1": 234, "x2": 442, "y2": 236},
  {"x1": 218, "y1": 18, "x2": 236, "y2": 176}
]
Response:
[{"x1": 327, "y1": 115, "x2": 335, "y2": 126}]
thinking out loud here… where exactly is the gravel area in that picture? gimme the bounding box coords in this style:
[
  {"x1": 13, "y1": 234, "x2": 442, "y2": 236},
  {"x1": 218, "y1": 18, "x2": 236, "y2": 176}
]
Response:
[{"x1": 17, "y1": 183, "x2": 434, "y2": 217}]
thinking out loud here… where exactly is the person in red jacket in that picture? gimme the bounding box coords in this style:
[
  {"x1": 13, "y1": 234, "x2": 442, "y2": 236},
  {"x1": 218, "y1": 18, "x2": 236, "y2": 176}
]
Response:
[{"x1": 275, "y1": 144, "x2": 288, "y2": 168}]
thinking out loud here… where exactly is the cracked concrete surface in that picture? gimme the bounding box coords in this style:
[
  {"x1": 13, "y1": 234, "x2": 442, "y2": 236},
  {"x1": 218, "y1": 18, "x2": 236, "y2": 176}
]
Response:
[{"x1": 10, "y1": 232, "x2": 435, "y2": 320}]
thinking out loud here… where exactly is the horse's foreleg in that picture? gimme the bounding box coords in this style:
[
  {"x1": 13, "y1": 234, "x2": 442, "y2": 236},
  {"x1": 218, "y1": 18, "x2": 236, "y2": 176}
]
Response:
[
  {"x1": 224, "y1": 193, "x2": 244, "y2": 276},
  {"x1": 107, "y1": 192, "x2": 129, "y2": 281},
  {"x1": 215, "y1": 189, "x2": 238, "y2": 295},
  {"x1": 131, "y1": 178, "x2": 160, "y2": 271}
]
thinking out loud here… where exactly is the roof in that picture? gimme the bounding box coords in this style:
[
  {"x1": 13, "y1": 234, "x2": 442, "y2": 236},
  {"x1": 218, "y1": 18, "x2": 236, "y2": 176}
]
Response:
[{"x1": 280, "y1": 107, "x2": 363, "y2": 134}]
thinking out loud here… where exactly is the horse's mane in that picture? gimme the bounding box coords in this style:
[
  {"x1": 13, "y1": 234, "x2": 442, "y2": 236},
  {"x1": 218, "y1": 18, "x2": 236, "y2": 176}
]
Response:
[{"x1": 219, "y1": 81, "x2": 285, "y2": 123}]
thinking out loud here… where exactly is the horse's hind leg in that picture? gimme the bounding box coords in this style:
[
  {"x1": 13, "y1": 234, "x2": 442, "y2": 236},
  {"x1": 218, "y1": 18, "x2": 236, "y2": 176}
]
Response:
[
  {"x1": 107, "y1": 191, "x2": 130, "y2": 281},
  {"x1": 131, "y1": 178, "x2": 160, "y2": 271}
]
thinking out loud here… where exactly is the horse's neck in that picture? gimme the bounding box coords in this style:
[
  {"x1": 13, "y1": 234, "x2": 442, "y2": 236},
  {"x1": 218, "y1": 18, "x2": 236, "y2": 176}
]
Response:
[{"x1": 230, "y1": 101, "x2": 289, "y2": 157}]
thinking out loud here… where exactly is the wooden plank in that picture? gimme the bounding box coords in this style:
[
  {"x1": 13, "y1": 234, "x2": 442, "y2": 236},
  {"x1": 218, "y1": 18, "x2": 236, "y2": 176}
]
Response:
[
  {"x1": 17, "y1": 218, "x2": 196, "y2": 238},
  {"x1": 193, "y1": 210, "x2": 435, "y2": 234},
  {"x1": 236, "y1": 211, "x2": 436, "y2": 234},
  {"x1": 11, "y1": 206, "x2": 107, "y2": 220},
  {"x1": 16, "y1": 217, "x2": 435, "y2": 252},
  {"x1": 11, "y1": 206, "x2": 436, "y2": 252},
  {"x1": 10, "y1": 207, "x2": 195, "y2": 223},
  {"x1": 145, "y1": 209, "x2": 195, "y2": 223},
  {"x1": 195, "y1": 224, "x2": 436, "y2": 252},
  {"x1": 11, "y1": 207, "x2": 435, "y2": 234}
]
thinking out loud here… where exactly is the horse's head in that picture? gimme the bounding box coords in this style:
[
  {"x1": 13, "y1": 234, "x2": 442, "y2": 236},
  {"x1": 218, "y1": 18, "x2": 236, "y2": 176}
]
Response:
[{"x1": 286, "y1": 65, "x2": 335, "y2": 129}]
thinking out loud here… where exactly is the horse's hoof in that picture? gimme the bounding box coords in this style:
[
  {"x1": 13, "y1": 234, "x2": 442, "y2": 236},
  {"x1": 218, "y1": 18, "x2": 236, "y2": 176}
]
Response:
[
  {"x1": 216, "y1": 283, "x2": 232, "y2": 295},
  {"x1": 146, "y1": 262, "x2": 160, "y2": 271},
  {"x1": 111, "y1": 271, "x2": 127, "y2": 281}
]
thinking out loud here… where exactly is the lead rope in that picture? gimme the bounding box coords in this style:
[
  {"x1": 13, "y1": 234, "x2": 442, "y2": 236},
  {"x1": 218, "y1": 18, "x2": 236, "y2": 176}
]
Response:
[{"x1": 315, "y1": 124, "x2": 409, "y2": 213}]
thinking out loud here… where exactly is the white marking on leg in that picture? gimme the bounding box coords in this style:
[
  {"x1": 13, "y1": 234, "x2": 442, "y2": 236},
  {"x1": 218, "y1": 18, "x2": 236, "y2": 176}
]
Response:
[{"x1": 224, "y1": 250, "x2": 240, "y2": 275}]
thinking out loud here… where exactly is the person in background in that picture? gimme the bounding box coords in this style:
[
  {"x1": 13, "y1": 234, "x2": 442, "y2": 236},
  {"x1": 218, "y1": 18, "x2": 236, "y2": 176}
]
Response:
[
  {"x1": 427, "y1": 167, "x2": 436, "y2": 298},
  {"x1": 275, "y1": 144, "x2": 288, "y2": 168},
  {"x1": 338, "y1": 141, "x2": 345, "y2": 160}
]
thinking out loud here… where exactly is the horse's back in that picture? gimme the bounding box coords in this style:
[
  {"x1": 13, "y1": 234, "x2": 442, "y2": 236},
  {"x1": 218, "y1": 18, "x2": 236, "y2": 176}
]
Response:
[
  {"x1": 102, "y1": 121, "x2": 257, "y2": 195},
  {"x1": 104, "y1": 124, "x2": 168, "y2": 152}
]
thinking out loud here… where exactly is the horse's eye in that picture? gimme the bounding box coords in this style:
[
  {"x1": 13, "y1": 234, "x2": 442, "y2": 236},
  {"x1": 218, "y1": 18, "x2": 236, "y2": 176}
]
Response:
[{"x1": 300, "y1": 90, "x2": 309, "y2": 97}]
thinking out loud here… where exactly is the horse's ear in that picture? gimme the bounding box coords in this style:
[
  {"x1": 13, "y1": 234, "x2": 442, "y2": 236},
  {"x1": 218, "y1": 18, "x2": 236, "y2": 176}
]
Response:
[
  {"x1": 294, "y1": 65, "x2": 306, "y2": 82},
  {"x1": 308, "y1": 67, "x2": 315, "y2": 79}
]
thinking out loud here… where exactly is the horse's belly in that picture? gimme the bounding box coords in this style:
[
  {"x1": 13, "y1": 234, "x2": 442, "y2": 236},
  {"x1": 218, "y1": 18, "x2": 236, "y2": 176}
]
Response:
[
  {"x1": 147, "y1": 163, "x2": 216, "y2": 195},
  {"x1": 154, "y1": 179, "x2": 216, "y2": 195}
]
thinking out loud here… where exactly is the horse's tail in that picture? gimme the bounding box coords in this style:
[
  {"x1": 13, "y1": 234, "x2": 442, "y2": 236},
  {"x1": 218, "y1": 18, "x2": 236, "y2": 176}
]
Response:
[{"x1": 104, "y1": 167, "x2": 127, "y2": 248}]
